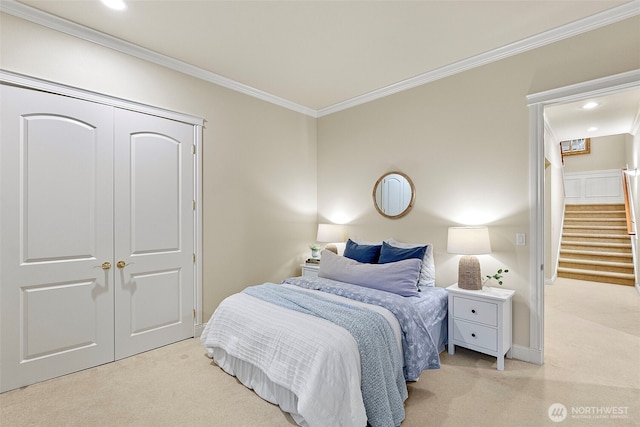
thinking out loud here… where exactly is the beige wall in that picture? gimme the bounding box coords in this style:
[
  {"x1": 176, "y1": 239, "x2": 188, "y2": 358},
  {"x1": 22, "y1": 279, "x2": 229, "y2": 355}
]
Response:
[
  {"x1": 317, "y1": 16, "x2": 640, "y2": 349},
  {"x1": 544, "y1": 126, "x2": 565, "y2": 283},
  {"x1": 0, "y1": 13, "x2": 318, "y2": 322},
  {"x1": 563, "y1": 134, "x2": 628, "y2": 173}
]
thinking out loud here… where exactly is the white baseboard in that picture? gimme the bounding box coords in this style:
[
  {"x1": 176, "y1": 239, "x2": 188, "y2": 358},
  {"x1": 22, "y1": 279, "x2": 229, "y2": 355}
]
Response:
[{"x1": 511, "y1": 344, "x2": 543, "y2": 365}]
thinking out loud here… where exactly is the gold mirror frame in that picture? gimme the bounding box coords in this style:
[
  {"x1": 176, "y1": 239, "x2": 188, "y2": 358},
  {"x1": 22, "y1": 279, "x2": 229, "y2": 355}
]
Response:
[{"x1": 372, "y1": 171, "x2": 415, "y2": 219}]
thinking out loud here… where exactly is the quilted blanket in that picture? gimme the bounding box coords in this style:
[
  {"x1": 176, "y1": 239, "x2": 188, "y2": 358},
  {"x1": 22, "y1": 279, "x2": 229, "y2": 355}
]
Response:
[
  {"x1": 283, "y1": 276, "x2": 448, "y2": 381},
  {"x1": 201, "y1": 286, "x2": 367, "y2": 426},
  {"x1": 244, "y1": 283, "x2": 407, "y2": 427}
]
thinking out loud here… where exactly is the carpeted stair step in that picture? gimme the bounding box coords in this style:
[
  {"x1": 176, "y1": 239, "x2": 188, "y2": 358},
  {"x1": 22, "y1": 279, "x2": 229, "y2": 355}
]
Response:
[
  {"x1": 558, "y1": 257, "x2": 634, "y2": 274},
  {"x1": 562, "y1": 232, "x2": 631, "y2": 244},
  {"x1": 557, "y1": 267, "x2": 635, "y2": 286},
  {"x1": 564, "y1": 210, "x2": 626, "y2": 218},
  {"x1": 560, "y1": 241, "x2": 631, "y2": 253},
  {"x1": 562, "y1": 224, "x2": 627, "y2": 234},
  {"x1": 559, "y1": 249, "x2": 632, "y2": 263}
]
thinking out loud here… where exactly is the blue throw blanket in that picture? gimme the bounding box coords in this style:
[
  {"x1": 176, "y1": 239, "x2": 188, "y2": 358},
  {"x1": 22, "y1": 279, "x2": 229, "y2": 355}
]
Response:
[
  {"x1": 283, "y1": 276, "x2": 447, "y2": 381},
  {"x1": 244, "y1": 283, "x2": 407, "y2": 427}
]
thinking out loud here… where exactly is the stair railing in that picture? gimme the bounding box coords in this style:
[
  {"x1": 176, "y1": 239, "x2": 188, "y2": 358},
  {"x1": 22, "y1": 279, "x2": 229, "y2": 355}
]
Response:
[
  {"x1": 622, "y1": 168, "x2": 636, "y2": 235},
  {"x1": 622, "y1": 168, "x2": 638, "y2": 291}
]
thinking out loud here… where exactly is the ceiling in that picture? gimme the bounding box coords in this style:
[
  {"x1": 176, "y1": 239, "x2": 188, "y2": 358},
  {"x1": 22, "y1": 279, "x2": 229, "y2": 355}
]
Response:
[
  {"x1": 4, "y1": 0, "x2": 640, "y2": 135},
  {"x1": 546, "y1": 87, "x2": 640, "y2": 141}
]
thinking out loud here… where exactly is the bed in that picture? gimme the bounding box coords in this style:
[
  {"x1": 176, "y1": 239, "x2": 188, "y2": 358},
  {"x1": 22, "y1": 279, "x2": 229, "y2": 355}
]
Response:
[{"x1": 201, "y1": 239, "x2": 448, "y2": 427}]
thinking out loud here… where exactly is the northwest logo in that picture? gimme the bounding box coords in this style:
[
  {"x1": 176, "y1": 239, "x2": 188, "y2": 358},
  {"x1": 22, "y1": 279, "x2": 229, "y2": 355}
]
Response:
[{"x1": 548, "y1": 403, "x2": 567, "y2": 422}]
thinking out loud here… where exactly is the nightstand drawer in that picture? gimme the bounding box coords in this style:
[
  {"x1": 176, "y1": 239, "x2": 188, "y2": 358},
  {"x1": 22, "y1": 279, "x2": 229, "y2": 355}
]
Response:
[
  {"x1": 453, "y1": 296, "x2": 497, "y2": 326},
  {"x1": 301, "y1": 264, "x2": 319, "y2": 278},
  {"x1": 453, "y1": 319, "x2": 497, "y2": 352}
]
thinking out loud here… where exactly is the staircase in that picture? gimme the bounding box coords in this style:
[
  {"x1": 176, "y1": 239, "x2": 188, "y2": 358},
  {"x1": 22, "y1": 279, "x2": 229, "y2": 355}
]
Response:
[{"x1": 558, "y1": 203, "x2": 635, "y2": 286}]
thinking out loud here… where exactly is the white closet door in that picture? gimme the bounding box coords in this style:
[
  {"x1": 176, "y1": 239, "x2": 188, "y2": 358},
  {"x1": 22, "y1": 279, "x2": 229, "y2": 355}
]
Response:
[
  {"x1": 0, "y1": 85, "x2": 115, "y2": 392},
  {"x1": 113, "y1": 109, "x2": 195, "y2": 359}
]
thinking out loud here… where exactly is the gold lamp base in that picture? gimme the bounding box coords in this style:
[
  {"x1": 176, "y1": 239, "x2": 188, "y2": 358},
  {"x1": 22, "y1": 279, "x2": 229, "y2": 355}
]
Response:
[{"x1": 458, "y1": 255, "x2": 482, "y2": 290}]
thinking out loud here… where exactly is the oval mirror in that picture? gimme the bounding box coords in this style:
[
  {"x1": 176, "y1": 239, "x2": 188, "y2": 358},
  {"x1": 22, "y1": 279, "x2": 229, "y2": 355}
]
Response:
[{"x1": 372, "y1": 171, "x2": 415, "y2": 219}]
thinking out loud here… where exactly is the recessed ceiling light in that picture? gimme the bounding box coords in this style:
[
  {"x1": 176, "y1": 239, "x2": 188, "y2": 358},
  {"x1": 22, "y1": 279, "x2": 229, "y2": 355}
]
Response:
[
  {"x1": 581, "y1": 101, "x2": 599, "y2": 110},
  {"x1": 101, "y1": 0, "x2": 127, "y2": 11},
  {"x1": 587, "y1": 127, "x2": 598, "y2": 132}
]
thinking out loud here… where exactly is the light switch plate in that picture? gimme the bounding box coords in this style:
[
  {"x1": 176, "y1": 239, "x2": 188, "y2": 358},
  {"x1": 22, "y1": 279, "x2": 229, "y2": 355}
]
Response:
[{"x1": 516, "y1": 233, "x2": 526, "y2": 246}]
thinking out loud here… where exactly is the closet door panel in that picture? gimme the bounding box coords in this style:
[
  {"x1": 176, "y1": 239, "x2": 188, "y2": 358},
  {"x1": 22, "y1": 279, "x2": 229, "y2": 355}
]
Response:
[
  {"x1": 130, "y1": 132, "x2": 181, "y2": 253},
  {"x1": 23, "y1": 115, "x2": 99, "y2": 261},
  {"x1": 0, "y1": 85, "x2": 115, "y2": 392},
  {"x1": 114, "y1": 109, "x2": 195, "y2": 359}
]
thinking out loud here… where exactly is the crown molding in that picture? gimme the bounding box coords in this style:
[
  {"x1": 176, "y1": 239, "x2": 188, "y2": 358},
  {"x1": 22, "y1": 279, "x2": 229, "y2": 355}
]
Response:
[
  {"x1": 317, "y1": 0, "x2": 640, "y2": 117},
  {"x1": 2, "y1": 0, "x2": 638, "y2": 118},
  {"x1": 0, "y1": 0, "x2": 318, "y2": 117}
]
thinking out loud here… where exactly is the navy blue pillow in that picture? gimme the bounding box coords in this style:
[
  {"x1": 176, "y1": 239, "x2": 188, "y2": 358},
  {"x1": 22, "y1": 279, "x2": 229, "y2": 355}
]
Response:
[
  {"x1": 378, "y1": 241, "x2": 427, "y2": 264},
  {"x1": 343, "y1": 239, "x2": 382, "y2": 263}
]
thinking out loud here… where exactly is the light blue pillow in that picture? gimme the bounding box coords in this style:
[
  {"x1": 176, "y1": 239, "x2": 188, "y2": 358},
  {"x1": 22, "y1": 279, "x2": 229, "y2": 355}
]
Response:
[
  {"x1": 343, "y1": 239, "x2": 381, "y2": 263},
  {"x1": 318, "y1": 250, "x2": 421, "y2": 297},
  {"x1": 378, "y1": 241, "x2": 427, "y2": 264}
]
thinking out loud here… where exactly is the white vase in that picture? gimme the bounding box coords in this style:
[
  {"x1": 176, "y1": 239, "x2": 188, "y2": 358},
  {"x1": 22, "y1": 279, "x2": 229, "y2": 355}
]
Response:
[{"x1": 483, "y1": 278, "x2": 498, "y2": 290}]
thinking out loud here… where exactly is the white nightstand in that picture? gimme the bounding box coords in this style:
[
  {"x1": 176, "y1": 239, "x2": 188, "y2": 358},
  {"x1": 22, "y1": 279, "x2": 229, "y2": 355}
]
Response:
[
  {"x1": 447, "y1": 283, "x2": 515, "y2": 371},
  {"x1": 300, "y1": 263, "x2": 320, "y2": 278}
]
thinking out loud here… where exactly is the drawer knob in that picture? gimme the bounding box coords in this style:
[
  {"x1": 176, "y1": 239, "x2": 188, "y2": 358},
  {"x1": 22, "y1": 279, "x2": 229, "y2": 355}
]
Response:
[
  {"x1": 471, "y1": 309, "x2": 476, "y2": 314},
  {"x1": 471, "y1": 333, "x2": 476, "y2": 338}
]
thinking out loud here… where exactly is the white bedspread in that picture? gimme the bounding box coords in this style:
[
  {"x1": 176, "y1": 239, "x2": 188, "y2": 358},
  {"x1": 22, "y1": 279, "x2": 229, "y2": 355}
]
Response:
[{"x1": 201, "y1": 285, "x2": 403, "y2": 427}]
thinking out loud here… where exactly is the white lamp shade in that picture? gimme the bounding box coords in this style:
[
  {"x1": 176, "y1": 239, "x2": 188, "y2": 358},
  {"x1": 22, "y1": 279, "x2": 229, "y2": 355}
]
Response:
[
  {"x1": 316, "y1": 223, "x2": 345, "y2": 243},
  {"x1": 447, "y1": 226, "x2": 491, "y2": 255}
]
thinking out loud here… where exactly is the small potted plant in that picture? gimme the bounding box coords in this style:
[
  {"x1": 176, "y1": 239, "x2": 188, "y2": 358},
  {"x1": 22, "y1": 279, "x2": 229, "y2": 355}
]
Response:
[
  {"x1": 309, "y1": 244, "x2": 321, "y2": 258},
  {"x1": 484, "y1": 268, "x2": 509, "y2": 286}
]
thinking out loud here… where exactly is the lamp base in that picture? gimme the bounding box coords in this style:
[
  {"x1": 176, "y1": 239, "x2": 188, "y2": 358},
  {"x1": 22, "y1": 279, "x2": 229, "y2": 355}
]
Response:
[{"x1": 458, "y1": 255, "x2": 482, "y2": 290}]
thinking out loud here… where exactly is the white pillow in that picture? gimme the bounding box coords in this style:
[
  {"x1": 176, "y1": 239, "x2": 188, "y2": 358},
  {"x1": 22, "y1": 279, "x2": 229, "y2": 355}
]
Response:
[
  {"x1": 385, "y1": 238, "x2": 435, "y2": 287},
  {"x1": 349, "y1": 237, "x2": 382, "y2": 245},
  {"x1": 318, "y1": 250, "x2": 421, "y2": 297}
]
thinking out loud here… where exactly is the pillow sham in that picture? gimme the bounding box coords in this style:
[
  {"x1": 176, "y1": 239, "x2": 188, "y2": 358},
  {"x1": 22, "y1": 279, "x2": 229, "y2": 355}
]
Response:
[
  {"x1": 386, "y1": 238, "x2": 435, "y2": 287},
  {"x1": 318, "y1": 250, "x2": 421, "y2": 297},
  {"x1": 378, "y1": 241, "x2": 427, "y2": 264},
  {"x1": 343, "y1": 238, "x2": 382, "y2": 263}
]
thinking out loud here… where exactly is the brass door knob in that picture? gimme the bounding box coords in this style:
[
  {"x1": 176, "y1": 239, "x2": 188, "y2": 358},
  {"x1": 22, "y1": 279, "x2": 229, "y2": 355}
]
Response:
[
  {"x1": 101, "y1": 261, "x2": 111, "y2": 270},
  {"x1": 116, "y1": 260, "x2": 127, "y2": 269}
]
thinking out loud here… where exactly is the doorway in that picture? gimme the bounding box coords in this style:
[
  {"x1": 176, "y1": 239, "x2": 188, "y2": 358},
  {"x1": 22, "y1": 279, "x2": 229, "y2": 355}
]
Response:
[{"x1": 527, "y1": 69, "x2": 640, "y2": 364}]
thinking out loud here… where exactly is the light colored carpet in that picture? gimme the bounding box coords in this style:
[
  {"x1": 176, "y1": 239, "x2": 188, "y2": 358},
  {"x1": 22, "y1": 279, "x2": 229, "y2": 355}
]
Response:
[{"x1": 1, "y1": 278, "x2": 638, "y2": 426}]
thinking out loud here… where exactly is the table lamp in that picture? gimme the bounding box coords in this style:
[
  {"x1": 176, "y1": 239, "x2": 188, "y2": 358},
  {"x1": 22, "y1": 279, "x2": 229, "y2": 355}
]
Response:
[
  {"x1": 447, "y1": 226, "x2": 491, "y2": 290},
  {"x1": 316, "y1": 223, "x2": 345, "y2": 254}
]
